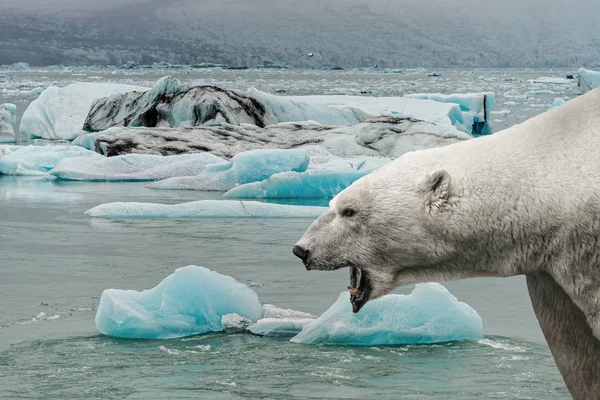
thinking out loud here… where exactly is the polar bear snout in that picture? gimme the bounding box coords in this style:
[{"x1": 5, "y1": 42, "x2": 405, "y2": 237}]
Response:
[{"x1": 292, "y1": 244, "x2": 309, "y2": 264}]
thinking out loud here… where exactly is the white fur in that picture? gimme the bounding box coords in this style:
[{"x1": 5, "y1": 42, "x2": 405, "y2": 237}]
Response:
[{"x1": 296, "y1": 88, "x2": 600, "y2": 398}]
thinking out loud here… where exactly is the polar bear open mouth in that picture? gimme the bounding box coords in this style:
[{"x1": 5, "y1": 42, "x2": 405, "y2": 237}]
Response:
[{"x1": 349, "y1": 265, "x2": 372, "y2": 313}]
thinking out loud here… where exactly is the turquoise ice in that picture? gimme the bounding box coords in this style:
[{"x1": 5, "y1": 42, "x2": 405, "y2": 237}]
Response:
[
  {"x1": 0, "y1": 145, "x2": 100, "y2": 175},
  {"x1": 291, "y1": 283, "x2": 483, "y2": 346},
  {"x1": 224, "y1": 169, "x2": 369, "y2": 199},
  {"x1": 148, "y1": 149, "x2": 310, "y2": 190},
  {"x1": 95, "y1": 266, "x2": 264, "y2": 339}
]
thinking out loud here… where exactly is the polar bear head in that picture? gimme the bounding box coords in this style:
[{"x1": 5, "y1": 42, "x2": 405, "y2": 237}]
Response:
[{"x1": 293, "y1": 162, "x2": 482, "y2": 313}]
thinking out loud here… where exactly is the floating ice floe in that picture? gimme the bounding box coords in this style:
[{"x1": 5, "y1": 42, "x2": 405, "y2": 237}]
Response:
[
  {"x1": 291, "y1": 284, "x2": 483, "y2": 346},
  {"x1": 96, "y1": 267, "x2": 482, "y2": 344},
  {"x1": 0, "y1": 103, "x2": 17, "y2": 143},
  {"x1": 0, "y1": 145, "x2": 100, "y2": 175},
  {"x1": 51, "y1": 152, "x2": 223, "y2": 181},
  {"x1": 281, "y1": 92, "x2": 486, "y2": 134},
  {"x1": 75, "y1": 116, "x2": 470, "y2": 158},
  {"x1": 148, "y1": 149, "x2": 309, "y2": 191},
  {"x1": 20, "y1": 82, "x2": 147, "y2": 140},
  {"x1": 95, "y1": 266, "x2": 264, "y2": 339},
  {"x1": 85, "y1": 200, "x2": 328, "y2": 219},
  {"x1": 403, "y1": 92, "x2": 495, "y2": 134},
  {"x1": 578, "y1": 68, "x2": 600, "y2": 93},
  {"x1": 548, "y1": 98, "x2": 566, "y2": 110},
  {"x1": 81, "y1": 76, "x2": 489, "y2": 136},
  {"x1": 224, "y1": 170, "x2": 370, "y2": 199},
  {"x1": 529, "y1": 77, "x2": 575, "y2": 85}
]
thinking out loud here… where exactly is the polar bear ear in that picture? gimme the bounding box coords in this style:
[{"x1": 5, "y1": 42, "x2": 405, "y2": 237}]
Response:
[{"x1": 421, "y1": 170, "x2": 451, "y2": 213}]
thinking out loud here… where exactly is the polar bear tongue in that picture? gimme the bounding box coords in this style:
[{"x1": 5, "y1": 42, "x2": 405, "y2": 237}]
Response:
[{"x1": 349, "y1": 265, "x2": 372, "y2": 313}]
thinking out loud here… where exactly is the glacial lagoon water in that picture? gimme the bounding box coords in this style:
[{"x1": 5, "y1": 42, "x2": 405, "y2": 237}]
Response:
[{"x1": 0, "y1": 67, "x2": 578, "y2": 399}]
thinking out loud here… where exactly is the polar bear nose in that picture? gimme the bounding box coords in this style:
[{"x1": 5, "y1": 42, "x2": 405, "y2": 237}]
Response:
[{"x1": 293, "y1": 245, "x2": 309, "y2": 262}]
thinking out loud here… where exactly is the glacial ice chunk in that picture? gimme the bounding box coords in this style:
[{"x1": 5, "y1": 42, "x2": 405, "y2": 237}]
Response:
[
  {"x1": 148, "y1": 149, "x2": 309, "y2": 191},
  {"x1": 0, "y1": 145, "x2": 101, "y2": 175},
  {"x1": 20, "y1": 82, "x2": 147, "y2": 140},
  {"x1": 548, "y1": 98, "x2": 566, "y2": 110},
  {"x1": 73, "y1": 116, "x2": 470, "y2": 159},
  {"x1": 290, "y1": 283, "x2": 483, "y2": 346},
  {"x1": 0, "y1": 103, "x2": 17, "y2": 143},
  {"x1": 249, "y1": 318, "x2": 315, "y2": 337},
  {"x1": 84, "y1": 78, "x2": 367, "y2": 132},
  {"x1": 221, "y1": 313, "x2": 253, "y2": 334},
  {"x1": 95, "y1": 265, "x2": 263, "y2": 339},
  {"x1": 404, "y1": 92, "x2": 495, "y2": 135},
  {"x1": 578, "y1": 68, "x2": 600, "y2": 93},
  {"x1": 85, "y1": 200, "x2": 327, "y2": 219},
  {"x1": 248, "y1": 305, "x2": 316, "y2": 337},
  {"x1": 224, "y1": 170, "x2": 370, "y2": 199},
  {"x1": 284, "y1": 94, "x2": 477, "y2": 134},
  {"x1": 51, "y1": 152, "x2": 223, "y2": 181}
]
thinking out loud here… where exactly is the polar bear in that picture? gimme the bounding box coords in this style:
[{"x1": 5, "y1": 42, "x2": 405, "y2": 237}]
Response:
[{"x1": 293, "y1": 88, "x2": 600, "y2": 399}]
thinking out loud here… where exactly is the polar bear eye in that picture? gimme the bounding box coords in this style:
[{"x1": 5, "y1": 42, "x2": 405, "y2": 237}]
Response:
[{"x1": 341, "y1": 208, "x2": 356, "y2": 218}]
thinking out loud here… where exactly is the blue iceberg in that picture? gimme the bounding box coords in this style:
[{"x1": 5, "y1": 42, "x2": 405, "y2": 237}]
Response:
[
  {"x1": 224, "y1": 170, "x2": 370, "y2": 199},
  {"x1": 95, "y1": 265, "x2": 263, "y2": 339},
  {"x1": 51, "y1": 152, "x2": 223, "y2": 181},
  {"x1": 148, "y1": 149, "x2": 310, "y2": 191},
  {"x1": 0, "y1": 145, "x2": 101, "y2": 175},
  {"x1": 290, "y1": 283, "x2": 483, "y2": 346},
  {"x1": 85, "y1": 200, "x2": 328, "y2": 219},
  {"x1": 404, "y1": 92, "x2": 495, "y2": 135},
  {"x1": 578, "y1": 68, "x2": 600, "y2": 93}
]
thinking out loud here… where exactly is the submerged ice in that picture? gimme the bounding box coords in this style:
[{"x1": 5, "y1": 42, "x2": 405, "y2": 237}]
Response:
[
  {"x1": 95, "y1": 266, "x2": 263, "y2": 339},
  {"x1": 291, "y1": 284, "x2": 483, "y2": 346}
]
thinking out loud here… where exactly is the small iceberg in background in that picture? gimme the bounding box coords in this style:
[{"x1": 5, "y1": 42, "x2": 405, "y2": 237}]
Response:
[
  {"x1": 148, "y1": 149, "x2": 310, "y2": 191},
  {"x1": 0, "y1": 145, "x2": 100, "y2": 175},
  {"x1": 95, "y1": 266, "x2": 264, "y2": 339},
  {"x1": 403, "y1": 92, "x2": 495, "y2": 135},
  {"x1": 51, "y1": 152, "x2": 223, "y2": 181},
  {"x1": 548, "y1": 98, "x2": 566, "y2": 110},
  {"x1": 20, "y1": 82, "x2": 147, "y2": 140},
  {"x1": 96, "y1": 267, "x2": 482, "y2": 345},
  {"x1": 291, "y1": 284, "x2": 483, "y2": 346},
  {"x1": 578, "y1": 68, "x2": 600, "y2": 93},
  {"x1": 0, "y1": 103, "x2": 17, "y2": 143},
  {"x1": 85, "y1": 200, "x2": 328, "y2": 219}
]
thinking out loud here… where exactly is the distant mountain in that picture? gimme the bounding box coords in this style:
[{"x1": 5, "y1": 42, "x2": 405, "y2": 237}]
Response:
[{"x1": 0, "y1": 0, "x2": 599, "y2": 67}]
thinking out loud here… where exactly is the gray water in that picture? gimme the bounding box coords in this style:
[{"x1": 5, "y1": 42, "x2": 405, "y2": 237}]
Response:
[
  {"x1": 0, "y1": 177, "x2": 569, "y2": 399},
  {"x1": 0, "y1": 68, "x2": 577, "y2": 399}
]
